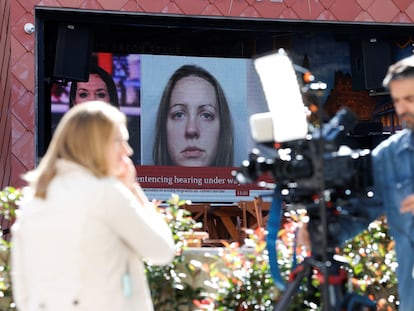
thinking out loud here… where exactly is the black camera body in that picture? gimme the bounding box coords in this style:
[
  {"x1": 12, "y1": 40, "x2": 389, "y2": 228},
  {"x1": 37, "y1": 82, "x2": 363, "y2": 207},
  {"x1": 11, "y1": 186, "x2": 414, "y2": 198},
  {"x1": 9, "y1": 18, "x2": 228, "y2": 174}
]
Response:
[{"x1": 236, "y1": 107, "x2": 373, "y2": 204}]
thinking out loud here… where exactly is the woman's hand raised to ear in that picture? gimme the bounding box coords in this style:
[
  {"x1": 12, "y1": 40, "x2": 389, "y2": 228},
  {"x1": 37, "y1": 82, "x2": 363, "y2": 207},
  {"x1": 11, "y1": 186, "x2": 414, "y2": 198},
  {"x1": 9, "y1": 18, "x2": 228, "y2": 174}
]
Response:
[
  {"x1": 116, "y1": 156, "x2": 148, "y2": 206},
  {"x1": 117, "y1": 156, "x2": 137, "y2": 189}
]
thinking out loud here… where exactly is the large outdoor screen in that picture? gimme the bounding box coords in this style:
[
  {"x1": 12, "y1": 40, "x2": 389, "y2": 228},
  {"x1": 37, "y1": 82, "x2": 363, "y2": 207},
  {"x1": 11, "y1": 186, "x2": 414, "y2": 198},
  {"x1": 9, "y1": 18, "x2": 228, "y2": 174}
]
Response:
[
  {"x1": 38, "y1": 8, "x2": 414, "y2": 203},
  {"x1": 50, "y1": 52, "x2": 270, "y2": 202}
]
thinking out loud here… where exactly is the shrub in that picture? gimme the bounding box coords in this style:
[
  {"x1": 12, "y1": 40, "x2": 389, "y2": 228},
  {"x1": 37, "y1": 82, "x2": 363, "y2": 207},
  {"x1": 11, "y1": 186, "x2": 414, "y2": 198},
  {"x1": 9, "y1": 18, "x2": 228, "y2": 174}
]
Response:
[
  {"x1": 146, "y1": 194, "x2": 206, "y2": 311},
  {"x1": 0, "y1": 186, "x2": 22, "y2": 311}
]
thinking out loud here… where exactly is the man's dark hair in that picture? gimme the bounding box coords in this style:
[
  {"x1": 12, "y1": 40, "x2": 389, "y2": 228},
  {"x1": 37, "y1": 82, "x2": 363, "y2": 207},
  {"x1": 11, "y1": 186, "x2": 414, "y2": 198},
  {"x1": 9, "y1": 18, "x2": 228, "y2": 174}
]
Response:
[{"x1": 383, "y1": 55, "x2": 414, "y2": 88}]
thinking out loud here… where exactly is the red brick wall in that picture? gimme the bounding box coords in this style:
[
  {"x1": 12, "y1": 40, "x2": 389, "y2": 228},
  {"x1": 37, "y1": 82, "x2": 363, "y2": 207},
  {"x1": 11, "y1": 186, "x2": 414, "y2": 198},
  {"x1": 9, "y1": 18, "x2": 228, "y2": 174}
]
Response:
[
  {"x1": 0, "y1": 0, "x2": 11, "y2": 188},
  {"x1": 325, "y1": 71, "x2": 377, "y2": 121},
  {"x1": 7, "y1": 0, "x2": 414, "y2": 187}
]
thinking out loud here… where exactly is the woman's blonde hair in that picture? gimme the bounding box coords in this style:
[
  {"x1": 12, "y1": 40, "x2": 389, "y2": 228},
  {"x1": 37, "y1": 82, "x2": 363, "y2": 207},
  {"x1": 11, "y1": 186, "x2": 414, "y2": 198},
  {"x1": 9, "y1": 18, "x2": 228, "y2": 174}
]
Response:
[{"x1": 24, "y1": 101, "x2": 126, "y2": 199}]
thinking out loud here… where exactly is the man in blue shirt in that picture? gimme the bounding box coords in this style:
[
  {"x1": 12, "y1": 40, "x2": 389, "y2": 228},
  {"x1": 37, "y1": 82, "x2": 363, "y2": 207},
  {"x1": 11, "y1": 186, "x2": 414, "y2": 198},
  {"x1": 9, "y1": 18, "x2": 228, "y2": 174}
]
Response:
[{"x1": 365, "y1": 55, "x2": 414, "y2": 311}]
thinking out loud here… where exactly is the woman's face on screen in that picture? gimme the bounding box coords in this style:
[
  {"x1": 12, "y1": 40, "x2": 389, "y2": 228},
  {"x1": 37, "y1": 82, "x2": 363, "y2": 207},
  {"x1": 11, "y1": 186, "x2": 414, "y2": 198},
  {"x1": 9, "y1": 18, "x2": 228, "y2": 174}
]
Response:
[
  {"x1": 74, "y1": 74, "x2": 110, "y2": 104},
  {"x1": 166, "y1": 75, "x2": 220, "y2": 166}
]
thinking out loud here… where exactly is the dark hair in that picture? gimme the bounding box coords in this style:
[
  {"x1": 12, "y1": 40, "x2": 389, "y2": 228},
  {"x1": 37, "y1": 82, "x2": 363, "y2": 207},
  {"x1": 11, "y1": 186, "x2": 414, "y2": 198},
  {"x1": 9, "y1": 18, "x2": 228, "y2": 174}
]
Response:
[
  {"x1": 153, "y1": 64, "x2": 234, "y2": 166},
  {"x1": 383, "y1": 55, "x2": 414, "y2": 88},
  {"x1": 69, "y1": 64, "x2": 119, "y2": 107}
]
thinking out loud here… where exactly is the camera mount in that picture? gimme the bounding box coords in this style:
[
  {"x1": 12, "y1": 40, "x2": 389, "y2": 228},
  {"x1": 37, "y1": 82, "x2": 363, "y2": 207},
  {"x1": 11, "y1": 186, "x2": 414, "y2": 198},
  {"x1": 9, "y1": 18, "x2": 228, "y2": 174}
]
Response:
[
  {"x1": 236, "y1": 49, "x2": 377, "y2": 310},
  {"x1": 270, "y1": 189, "x2": 376, "y2": 311}
]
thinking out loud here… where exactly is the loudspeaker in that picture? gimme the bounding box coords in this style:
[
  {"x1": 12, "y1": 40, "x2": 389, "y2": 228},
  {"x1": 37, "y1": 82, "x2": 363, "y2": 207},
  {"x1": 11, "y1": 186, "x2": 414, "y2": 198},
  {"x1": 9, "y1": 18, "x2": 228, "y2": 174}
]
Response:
[
  {"x1": 53, "y1": 23, "x2": 93, "y2": 82},
  {"x1": 350, "y1": 38, "x2": 392, "y2": 91}
]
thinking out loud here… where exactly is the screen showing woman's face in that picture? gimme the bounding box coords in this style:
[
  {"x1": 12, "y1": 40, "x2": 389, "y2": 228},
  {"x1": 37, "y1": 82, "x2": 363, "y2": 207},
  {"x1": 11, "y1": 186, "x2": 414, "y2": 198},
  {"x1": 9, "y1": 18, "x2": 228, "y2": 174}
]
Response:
[
  {"x1": 166, "y1": 75, "x2": 220, "y2": 166},
  {"x1": 74, "y1": 74, "x2": 110, "y2": 104}
]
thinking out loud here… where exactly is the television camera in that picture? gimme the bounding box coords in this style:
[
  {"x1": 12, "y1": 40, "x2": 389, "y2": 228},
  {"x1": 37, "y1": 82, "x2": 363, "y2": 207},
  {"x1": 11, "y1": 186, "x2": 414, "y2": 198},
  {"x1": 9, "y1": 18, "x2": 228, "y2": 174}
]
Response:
[
  {"x1": 236, "y1": 107, "x2": 373, "y2": 201},
  {"x1": 235, "y1": 50, "x2": 376, "y2": 311},
  {"x1": 235, "y1": 49, "x2": 373, "y2": 249},
  {"x1": 235, "y1": 106, "x2": 373, "y2": 257}
]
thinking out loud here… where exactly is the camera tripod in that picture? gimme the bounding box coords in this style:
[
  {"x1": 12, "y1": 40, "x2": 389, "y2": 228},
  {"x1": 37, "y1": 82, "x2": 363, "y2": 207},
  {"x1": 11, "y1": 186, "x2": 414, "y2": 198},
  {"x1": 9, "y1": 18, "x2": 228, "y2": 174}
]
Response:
[
  {"x1": 272, "y1": 196, "x2": 377, "y2": 311},
  {"x1": 273, "y1": 252, "x2": 377, "y2": 311}
]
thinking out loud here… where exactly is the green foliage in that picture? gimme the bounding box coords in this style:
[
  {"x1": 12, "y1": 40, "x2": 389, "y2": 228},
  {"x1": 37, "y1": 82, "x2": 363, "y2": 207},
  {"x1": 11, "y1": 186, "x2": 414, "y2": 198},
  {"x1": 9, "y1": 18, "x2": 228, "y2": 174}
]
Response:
[
  {"x1": 0, "y1": 188, "x2": 20, "y2": 220},
  {"x1": 198, "y1": 228, "x2": 280, "y2": 311},
  {"x1": 338, "y1": 217, "x2": 398, "y2": 310},
  {"x1": 194, "y1": 209, "x2": 399, "y2": 311},
  {"x1": 0, "y1": 189, "x2": 399, "y2": 311},
  {"x1": 274, "y1": 212, "x2": 398, "y2": 311},
  {"x1": 0, "y1": 186, "x2": 22, "y2": 311},
  {"x1": 146, "y1": 194, "x2": 205, "y2": 311}
]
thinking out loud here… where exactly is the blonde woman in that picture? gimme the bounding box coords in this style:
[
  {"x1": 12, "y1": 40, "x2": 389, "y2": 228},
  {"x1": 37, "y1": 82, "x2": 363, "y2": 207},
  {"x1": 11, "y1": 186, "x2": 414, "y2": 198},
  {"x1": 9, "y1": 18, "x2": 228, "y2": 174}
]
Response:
[{"x1": 11, "y1": 101, "x2": 174, "y2": 311}]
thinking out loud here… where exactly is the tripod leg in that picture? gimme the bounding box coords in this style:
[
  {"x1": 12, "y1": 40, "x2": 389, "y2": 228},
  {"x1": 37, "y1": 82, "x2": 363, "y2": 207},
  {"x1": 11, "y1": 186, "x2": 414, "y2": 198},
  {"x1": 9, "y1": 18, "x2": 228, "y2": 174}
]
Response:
[
  {"x1": 273, "y1": 262, "x2": 313, "y2": 311},
  {"x1": 341, "y1": 293, "x2": 377, "y2": 311}
]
